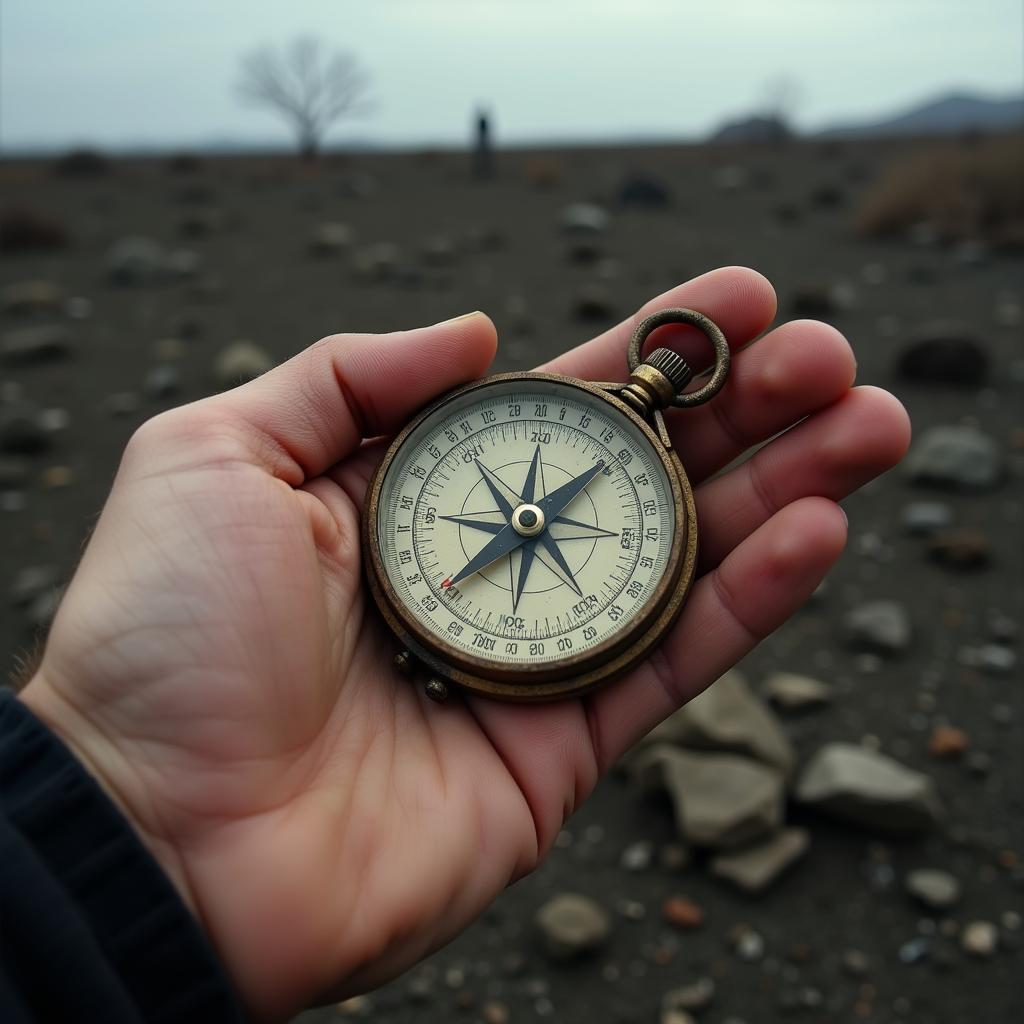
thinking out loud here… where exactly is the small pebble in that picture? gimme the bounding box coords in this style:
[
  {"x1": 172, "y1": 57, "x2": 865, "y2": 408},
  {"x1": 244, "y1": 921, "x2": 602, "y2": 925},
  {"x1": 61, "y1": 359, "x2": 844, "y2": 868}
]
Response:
[
  {"x1": 620, "y1": 840, "x2": 654, "y2": 871},
  {"x1": 906, "y1": 868, "x2": 961, "y2": 909},
  {"x1": 961, "y1": 920, "x2": 998, "y2": 957},
  {"x1": 928, "y1": 725, "x2": 969, "y2": 758},
  {"x1": 662, "y1": 896, "x2": 703, "y2": 929}
]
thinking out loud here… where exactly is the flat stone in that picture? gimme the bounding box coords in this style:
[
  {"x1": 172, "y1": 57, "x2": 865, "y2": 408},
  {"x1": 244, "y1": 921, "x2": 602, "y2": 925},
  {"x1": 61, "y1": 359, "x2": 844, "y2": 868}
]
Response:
[
  {"x1": 928, "y1": 528, "x2": 990, "y2": 570},
  {"x1": 0, "y1": 456, "x2": 31, "y2": 488},
  {"x1": 906, "y1": 425, "x2": 1002, "y2": 491},
  {"x1": 1, "y1": 325, "x2": 73, "y2": 365},
  {"x1": 897, "y1": 322, "x2": 989, "y2": 386},
  {"x1": 636, "y1": 745, "x2": 785, "y2": 848},
  {"x1": 762, "y1": 672, "x2": 833, "y2": 711},
  {"x1": 662, "y1": 977, "x2": 715, "y2": 1013},
  {"x1": 214, "y1": 341, "x2": 273, "y2": 388},
  {"x1": 40, "y1": 465, "x2": 73, "y2": 488},
  {"x1": 927, "y1": 725, "x2": 969, "y2": 758},
  {"x1": 662, "y1": 895, "x2": 704, "y2": 929},
  {"x1": 535, "y1": 893, "x2": 610, "y2": 959},
  {"x1": 145, "y1": 364, "x2": 181, "y2": 399},
  {"x1": 645, "y1": 670, "x2": 794, "y2": 772},
  {"x1": 10, "y1": 564, "x2": 59, "y2": 607},
  {"x1": 710, "y1": 828, "x2": 810, "y2": 893},
  {"x1": 560, "y1": 202, "x2": 610, "y2": 234},
  {"x1": 844, "y1": 600, "x2": 911, "y2": 655},
  {"x1": 104, "y1": 392, "x2": 141, "y2": 417},
  {"x1": 906, "y1": 868, "x2": 961, "y2": 910},
  {"x1": 961, "y1": 920, "x2": 998, "y2": 957},
  {"x1": 959, "y1": 643, "x2": 1017, "y2": 674},
  {"x1": 351, "y1": 242, "x2": 403, "y2": 282},
  {"x1": 901, "y1": 501, "x2": 954, "y2": 536},
  {"x1": 571, "y1": 283, "x2": 616, "y2": 321},
  {"x1": 617, "y1": 175, "x2": 672, "y2": 208},
  {"x1": 795, "y1": 743, "x2": 942, "y2": 833},
  {"x1": 106, "y1": 237, "x2": 167, "y2": 286},
  {"x1": 165, "y1": 248, "x2": 202, "y2": 279},
  {"x1": 153, "y1": 337, "x2": 187, "y2": 362},
  {"x1": 309, "y1": 222, "x2": 354, "y2": 256},
  {"x1": 0, "y1": 280, "x2": 64, "y2": 316}
]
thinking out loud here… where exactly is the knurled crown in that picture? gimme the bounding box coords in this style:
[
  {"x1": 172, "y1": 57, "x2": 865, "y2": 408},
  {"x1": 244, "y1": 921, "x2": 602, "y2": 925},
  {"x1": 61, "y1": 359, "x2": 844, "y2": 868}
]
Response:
[{"x1": 643, "y1": 348, "x2": 692, "y2": 392}]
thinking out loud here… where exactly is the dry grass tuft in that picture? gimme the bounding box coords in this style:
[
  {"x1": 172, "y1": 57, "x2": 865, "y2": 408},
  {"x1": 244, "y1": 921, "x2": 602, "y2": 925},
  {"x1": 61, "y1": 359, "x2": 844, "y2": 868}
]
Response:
[{"x1": 854, "y1": 135, "x2": 1024, "y2": 250}]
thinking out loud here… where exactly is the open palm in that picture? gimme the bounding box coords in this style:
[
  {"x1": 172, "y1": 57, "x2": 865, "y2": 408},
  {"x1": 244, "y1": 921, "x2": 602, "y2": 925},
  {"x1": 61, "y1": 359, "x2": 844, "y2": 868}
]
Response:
[{"x1": 22, "y1": 268, "x2": 909, "y2": 1023}]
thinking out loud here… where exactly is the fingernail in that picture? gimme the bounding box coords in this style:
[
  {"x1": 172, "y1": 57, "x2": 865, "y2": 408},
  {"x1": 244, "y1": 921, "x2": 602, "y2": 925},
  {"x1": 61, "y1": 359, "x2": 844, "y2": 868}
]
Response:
[
  {"x1": 431, "y1": 310, "x2": 482, "y2": 328},
  {"x1": 839, "y1": 504, "x2": 848, "y2": 527}
]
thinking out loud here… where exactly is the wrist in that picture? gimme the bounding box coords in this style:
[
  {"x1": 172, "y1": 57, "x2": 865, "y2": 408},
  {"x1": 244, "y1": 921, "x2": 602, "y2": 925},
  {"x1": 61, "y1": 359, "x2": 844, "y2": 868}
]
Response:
[{"x1": 19, "y1": 671, "x2": 200, "y2": 921}]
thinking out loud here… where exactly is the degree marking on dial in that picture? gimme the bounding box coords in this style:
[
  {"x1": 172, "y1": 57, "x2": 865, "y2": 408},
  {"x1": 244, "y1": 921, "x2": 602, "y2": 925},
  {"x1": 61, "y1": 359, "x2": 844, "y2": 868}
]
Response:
[{"x1": 381, "y1": 383, "x2": 673, "y2": 656}]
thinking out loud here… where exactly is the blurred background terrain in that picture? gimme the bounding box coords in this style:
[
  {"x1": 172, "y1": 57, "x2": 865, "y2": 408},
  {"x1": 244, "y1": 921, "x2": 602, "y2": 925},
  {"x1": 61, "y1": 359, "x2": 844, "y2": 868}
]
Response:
[{"x1": 1, "y1": 2, "x2": 1022, "y2": 1023}]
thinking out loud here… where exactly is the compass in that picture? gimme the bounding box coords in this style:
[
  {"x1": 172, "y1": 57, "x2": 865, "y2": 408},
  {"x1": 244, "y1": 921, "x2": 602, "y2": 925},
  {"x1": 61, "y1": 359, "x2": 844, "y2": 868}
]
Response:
[{"x1": 362, "y1": 308, "x2": 731, "y2": 702}]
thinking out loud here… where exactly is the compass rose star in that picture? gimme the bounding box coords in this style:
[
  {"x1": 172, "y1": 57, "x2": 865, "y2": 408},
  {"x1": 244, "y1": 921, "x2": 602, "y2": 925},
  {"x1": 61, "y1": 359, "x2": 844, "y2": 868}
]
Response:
[{"x1": 442, "y1": 446, "x2": 619, "y2": 611}]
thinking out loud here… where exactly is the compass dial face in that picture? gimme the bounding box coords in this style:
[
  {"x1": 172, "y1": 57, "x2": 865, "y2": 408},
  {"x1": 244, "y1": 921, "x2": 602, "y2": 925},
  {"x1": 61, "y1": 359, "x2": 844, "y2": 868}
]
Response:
[{"x1": 374, "y1": 377, "x2": 677, "y2": 670}]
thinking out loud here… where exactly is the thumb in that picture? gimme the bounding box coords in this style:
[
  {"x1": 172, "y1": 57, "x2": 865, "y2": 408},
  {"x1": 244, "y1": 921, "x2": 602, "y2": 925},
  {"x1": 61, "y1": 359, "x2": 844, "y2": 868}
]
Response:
[{"x1": 217, "y1": 312, "x2": 497, "y2": 480}]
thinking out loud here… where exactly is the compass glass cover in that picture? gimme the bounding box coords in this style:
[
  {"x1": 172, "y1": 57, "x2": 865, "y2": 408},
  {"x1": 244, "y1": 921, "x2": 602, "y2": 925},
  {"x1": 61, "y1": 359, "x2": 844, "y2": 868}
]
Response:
[{"x1": 375, "y1": 378, "x2": 676, "y2": 667}]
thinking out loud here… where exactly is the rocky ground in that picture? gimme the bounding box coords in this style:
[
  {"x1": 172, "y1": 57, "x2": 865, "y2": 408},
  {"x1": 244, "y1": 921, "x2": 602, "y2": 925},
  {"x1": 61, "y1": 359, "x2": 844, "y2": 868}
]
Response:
[{"x1": 1, "y1": 138, "x2": 1022, "y2": 1023}]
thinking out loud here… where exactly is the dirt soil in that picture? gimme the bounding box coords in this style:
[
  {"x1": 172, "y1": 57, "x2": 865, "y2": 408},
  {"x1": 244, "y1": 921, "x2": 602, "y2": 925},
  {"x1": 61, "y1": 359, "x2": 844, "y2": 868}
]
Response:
[{"x1": 1, "y1": 138, "x2": 1022, "y2": 1024}]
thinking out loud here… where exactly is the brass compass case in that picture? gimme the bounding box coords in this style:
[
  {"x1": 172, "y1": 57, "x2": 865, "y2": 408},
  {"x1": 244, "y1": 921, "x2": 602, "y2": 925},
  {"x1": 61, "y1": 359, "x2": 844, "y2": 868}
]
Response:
[{"x1": 361, "y1": 309, "x2": 730, "y2": 702}]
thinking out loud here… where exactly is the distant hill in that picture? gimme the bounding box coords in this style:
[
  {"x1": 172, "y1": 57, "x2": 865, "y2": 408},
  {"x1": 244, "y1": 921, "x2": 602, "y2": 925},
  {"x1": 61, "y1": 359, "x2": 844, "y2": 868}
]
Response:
[
  {"x1": 818, "y1": 91, "x2": 1023, "y2": 138},
  {"x1": 709, "y1": 115, "x2": 793, "y2": 144}
]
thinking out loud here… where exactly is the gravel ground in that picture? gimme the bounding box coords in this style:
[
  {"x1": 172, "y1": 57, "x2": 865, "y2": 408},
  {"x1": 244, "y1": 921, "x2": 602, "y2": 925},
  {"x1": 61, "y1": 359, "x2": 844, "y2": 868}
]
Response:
[{"x1": 1, "y1": 138, "x2": 1021, "y2": 1023}]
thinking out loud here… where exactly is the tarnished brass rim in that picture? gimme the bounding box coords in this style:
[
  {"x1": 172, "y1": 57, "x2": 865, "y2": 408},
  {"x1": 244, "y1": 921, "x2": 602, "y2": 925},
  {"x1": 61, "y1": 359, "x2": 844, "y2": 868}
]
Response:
[{"x1": 361, "y1": 372, "x2": 698, "y2": 702}]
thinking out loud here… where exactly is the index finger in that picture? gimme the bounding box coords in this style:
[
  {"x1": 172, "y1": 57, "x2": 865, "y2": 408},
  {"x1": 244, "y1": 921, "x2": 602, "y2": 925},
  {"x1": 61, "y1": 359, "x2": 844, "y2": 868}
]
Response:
[{"x1": 541, "y1": 266, "x2": 776, "y2": 381}]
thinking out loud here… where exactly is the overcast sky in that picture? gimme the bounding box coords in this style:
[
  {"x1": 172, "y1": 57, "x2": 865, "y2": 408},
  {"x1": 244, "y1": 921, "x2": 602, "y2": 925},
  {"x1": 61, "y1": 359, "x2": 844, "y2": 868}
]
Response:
[{"x1": 1, "y1": 0, "x2": 1021, "y2": 151}]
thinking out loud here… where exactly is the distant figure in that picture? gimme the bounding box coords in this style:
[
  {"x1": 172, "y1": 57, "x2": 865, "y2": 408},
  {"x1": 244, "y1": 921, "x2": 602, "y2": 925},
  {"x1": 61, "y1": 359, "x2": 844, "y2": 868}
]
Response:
[{"x1": 473, "y1": 107, "x2": 494, "y2": 180}]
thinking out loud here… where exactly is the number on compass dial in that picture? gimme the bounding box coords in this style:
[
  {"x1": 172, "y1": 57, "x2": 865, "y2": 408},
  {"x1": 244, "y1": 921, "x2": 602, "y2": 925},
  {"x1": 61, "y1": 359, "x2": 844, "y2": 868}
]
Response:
[{"x1": 375, "y1": 378, "x2": 675, "y2": 666}]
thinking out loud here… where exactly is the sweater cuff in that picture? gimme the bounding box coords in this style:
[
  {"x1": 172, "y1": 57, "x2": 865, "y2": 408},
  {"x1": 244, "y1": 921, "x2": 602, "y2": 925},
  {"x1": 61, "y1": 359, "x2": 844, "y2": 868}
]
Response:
[{"x1": 0, "y1": 690, "x2": 247, "y2": 1023}]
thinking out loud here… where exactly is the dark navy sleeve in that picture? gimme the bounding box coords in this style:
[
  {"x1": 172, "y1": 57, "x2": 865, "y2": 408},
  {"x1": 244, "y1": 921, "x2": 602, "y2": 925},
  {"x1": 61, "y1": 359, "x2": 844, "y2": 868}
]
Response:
[{"x1": 0, "y1": 690, "x2": 248, "y2": 1023}]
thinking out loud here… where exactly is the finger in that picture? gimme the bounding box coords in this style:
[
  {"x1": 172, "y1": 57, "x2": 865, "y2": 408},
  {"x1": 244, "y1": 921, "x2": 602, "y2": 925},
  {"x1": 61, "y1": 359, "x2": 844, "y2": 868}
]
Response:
[
  {"x1": 695, "y1": 386, "x2": 910, "y2": 572},
  {"x1": 541, "y1": 267, "x2": 777, "y2": 381},
  {"x1": 668, "y1": 319, "x2": 858, "y2": 484},
  {"x1": 217, "y1": 312, "x2": 497, "y2": 482},
  {"x1": 586, "y1": 496, "x2": 847, "y2": 768}
]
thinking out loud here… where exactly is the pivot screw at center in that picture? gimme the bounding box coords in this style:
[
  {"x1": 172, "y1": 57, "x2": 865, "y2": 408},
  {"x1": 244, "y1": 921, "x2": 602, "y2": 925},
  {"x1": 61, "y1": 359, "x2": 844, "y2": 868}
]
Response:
[{"x1": 512, "y1": 503, "x2": 545, "y2": 537}]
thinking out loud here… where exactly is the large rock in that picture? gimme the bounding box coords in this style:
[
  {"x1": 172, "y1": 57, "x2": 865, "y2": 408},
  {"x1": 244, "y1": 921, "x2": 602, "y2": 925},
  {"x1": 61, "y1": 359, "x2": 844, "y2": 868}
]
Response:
[
  {"x1": 711, "y1": 828, "x2": 809, "y2": 893},
  {"x1": 795, "y1": 743, "x2": 943, "y2": 833},
  {"x1": 1, "y1": 325, "x2": 73, "y2": 365},
  {"x1": 645, "y1": 671, "x2": 795, "y2": 773},
  {"x1": 636, "y1": 745, "x2": 785, "y2": 848},
  {"x1": 906, "y1": 426, "x2": 1002, "y2": 491},
  {"x1": 897, "y1": 322, "x2": 989, "y2": 386},
  {"x1": 844, "y1": 600, "x2": 911, "y2": 655},
  {"x1": 535, "y1": 893, "x2": 610, "y2": 959}
]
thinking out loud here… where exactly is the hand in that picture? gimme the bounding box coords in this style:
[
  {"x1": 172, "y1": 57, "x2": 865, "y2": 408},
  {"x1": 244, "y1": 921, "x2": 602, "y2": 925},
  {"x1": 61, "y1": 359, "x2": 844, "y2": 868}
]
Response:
[{"x1": 19, "y1": 269, "x2": 910, "y2": 1022}]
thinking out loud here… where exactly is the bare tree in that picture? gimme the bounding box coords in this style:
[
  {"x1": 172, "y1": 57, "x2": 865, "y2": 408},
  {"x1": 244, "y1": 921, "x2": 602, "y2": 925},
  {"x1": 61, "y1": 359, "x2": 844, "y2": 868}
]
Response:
[{"x1": 237, "y1": 37, "x2": 371, "y2": 159}]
